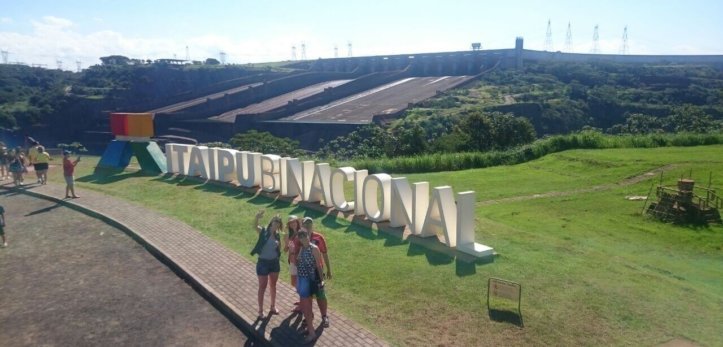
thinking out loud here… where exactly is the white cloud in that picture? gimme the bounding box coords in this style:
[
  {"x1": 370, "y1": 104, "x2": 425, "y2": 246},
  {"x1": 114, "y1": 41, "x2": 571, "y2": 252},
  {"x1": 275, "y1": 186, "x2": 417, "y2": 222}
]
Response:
[{"x1": 0, "y1": 16, "x2": 319, "y2": 69}]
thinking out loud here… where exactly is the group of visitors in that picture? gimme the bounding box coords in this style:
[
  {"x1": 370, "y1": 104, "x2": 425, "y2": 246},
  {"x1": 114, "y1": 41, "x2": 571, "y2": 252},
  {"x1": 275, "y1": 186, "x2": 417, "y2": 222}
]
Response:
[
  {"x1": 252, "y1": 211, "x2": 332, "y2": 343},
  {"x1": 0, "y1": 140, "x2": 80, "y2": 198}
]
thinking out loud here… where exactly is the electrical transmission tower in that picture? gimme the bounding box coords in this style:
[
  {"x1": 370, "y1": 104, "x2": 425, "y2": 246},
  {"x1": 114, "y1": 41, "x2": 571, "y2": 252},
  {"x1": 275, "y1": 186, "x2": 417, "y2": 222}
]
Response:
[
  {"x1": 347, "y1": 42, "x2": 352, "y2": 57},
  {"x1": 56, "y1": 59, "x2": 63, "y2": 70},
  {"x1": 300, "y1": 43, "x2": 307, "y2": 60},
  {"x1": 1, "y1": 50, "x2": 8, "y2": 64},
  {"x1": 185, "y1": 45, "x2": 190, "y2": 61},
  {"x1": 334, "y1": 44, "x2": 338, "y2": 58},
  {"x1": 219, "y1": 51, "x2": 227, "y2": 64},
  {"x1": 544, "y1": 19, "x2": 553, "y2": 51},
  {"x1": 620, "y1": 26, "x2": 629, "y2": 55},
  {"x1": 591, "y1": 25, "x2": 600, "y2": 54},
  {"x1": 564, "y1": 22, "x2": 573, "y2": 52},
  {"x1": 291, "y1": 46, "x2": 297, "y2": 60},
  {"x1": 76, "y1": 60, "x2": 82, "y2": 72}
]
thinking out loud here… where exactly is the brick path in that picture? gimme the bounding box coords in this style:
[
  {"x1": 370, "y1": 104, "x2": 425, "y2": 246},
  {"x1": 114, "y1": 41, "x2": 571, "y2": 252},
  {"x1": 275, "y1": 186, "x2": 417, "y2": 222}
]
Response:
[{"x1": 5, "y1": 182, "x2": 387, "y2": 347}]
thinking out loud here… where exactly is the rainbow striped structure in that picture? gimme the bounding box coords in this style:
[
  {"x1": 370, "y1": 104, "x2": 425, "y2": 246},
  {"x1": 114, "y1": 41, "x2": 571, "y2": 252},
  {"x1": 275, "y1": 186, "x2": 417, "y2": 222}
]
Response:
[
  {"x1": 98, "y1": 113, "x2": 167, "y2": 173},
  {"x1": 110, "y1": 112, "x2": 155, "y2": 139}
]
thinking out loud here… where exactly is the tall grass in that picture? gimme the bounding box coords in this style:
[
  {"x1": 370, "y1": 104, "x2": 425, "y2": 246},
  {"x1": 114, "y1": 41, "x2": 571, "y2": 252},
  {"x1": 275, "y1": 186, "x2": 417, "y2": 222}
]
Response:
[{"x1": 348, "y1": 132, "x2": 723, "y2": 173}]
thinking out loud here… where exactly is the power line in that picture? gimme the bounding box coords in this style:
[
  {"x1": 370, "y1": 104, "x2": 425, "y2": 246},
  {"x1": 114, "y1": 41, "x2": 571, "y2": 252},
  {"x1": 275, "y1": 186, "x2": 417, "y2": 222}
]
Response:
[
  {"x1": 544, "y1": 19, "x2": 553, "y2": 51},
  {"x1": 564, "y1": 22, "x2": 573, "y2": 52},
  {"x1": 591, "y1": 25, "x2": 600, "y2": 54},
  {"x1": 620, "y1": 25, "x2": 629, "y2": 55}
]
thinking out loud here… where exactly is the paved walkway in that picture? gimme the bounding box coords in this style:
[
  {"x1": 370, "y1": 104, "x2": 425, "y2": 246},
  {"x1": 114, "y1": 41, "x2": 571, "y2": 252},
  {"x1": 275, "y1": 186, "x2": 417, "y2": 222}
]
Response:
[
  {"x1": 0, "y1": 192, "x2": 249, "y2": 346},
  {"x1": 4, "y1": 182, "x2": 387, "y2": 347}
]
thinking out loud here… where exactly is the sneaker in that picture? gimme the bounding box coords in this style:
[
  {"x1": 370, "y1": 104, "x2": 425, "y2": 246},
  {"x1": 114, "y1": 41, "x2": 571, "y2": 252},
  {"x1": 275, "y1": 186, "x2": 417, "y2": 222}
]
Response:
[
  {"x1": 322, "y1": 315, "x2": 330, "y2": 328},
  {"x1": 2, "y1": 242, "x2": 7, "y2": 247}
]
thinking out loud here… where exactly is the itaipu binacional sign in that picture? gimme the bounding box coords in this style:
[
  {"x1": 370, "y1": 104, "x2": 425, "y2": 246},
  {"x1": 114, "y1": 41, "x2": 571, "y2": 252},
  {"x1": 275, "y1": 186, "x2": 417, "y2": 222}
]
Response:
[{"x1": 164, "y1": 144, "x2": 494, "y2": 258}]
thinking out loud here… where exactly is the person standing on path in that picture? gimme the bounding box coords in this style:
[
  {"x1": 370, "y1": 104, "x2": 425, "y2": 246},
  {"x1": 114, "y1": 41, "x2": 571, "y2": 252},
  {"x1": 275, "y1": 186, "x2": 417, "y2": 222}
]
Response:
[
  {"x1": 0, "y1": 146, "x2": 9, "y2": 180},
  {"x1": 28, "y1": 140, "x2": 42, "y2": 184},
  {"x1": 250, "y1": 210, "x2": 282, "y2": 319},
  {"x1": 284, "y1": 215, "x2": 302, "y2": 313},
  {"x1": 0, "y1": 204, "x2": 6, "y2": 247},
  {"x1": 8, "y1": 149, "x2": 26, "y2": 187},
  {"x1": 33, "y1": 146, "x2": 51, "y2": 185},
  {"x1": 294, "y1": 217, "x2": 332, "y2": 328},
  {"x1": 62, "y1": 151, "x2": 80, "y2": 198},
  {"x1": 295, "y1": 230, "x2": 325, "y2": 343}
]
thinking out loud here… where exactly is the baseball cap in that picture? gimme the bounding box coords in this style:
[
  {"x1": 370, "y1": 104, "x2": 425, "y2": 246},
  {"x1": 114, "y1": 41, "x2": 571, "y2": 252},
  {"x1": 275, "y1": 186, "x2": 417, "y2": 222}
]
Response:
[{"x1": 302, "y1": 217, "x2": 313, "y2": 225}]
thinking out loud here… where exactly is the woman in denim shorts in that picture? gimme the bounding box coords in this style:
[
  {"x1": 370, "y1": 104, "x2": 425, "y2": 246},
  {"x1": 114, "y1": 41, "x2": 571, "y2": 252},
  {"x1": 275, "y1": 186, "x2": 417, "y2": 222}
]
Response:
[
  {"x1": 250, "y1": 210, "x2": 282, "y2": 319},
  {"x1": 295, "y1": 230, "x2": 325, "y2": 343}
]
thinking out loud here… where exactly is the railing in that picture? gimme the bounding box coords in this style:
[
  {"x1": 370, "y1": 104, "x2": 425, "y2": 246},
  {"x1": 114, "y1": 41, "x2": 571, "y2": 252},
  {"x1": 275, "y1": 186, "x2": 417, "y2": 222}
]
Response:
[{"x1": 655, "y1": 186, "x2": 721, "y2": 210}]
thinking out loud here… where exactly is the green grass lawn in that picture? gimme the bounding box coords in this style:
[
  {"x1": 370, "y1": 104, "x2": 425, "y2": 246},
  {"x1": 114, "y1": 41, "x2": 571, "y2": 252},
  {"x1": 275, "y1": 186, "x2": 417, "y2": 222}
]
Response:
[{"x1": 48, "y1": 145, "x2": 723, "y2": 346}]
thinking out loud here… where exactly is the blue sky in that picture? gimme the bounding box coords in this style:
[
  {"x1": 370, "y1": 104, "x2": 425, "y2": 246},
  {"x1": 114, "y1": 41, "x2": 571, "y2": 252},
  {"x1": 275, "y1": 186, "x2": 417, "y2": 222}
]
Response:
[{"x1": 1, "y1": 0, "x2": 721, "y2": 69}]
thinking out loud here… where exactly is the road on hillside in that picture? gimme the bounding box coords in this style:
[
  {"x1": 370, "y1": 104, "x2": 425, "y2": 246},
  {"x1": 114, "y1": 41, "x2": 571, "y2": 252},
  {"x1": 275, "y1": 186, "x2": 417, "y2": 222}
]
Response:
[
  {"x1": 0, "y1": 191, "x2": 251, "y2": 346},
  {"x1": 211, "y1": 79, "x2": 352, "y2": 122},
  {"x1": 148, "y1": 82, "x2": 263, "y2": 114},
  {"x1": 277, "y1": 76, "x2": 471, "y2": 123}
]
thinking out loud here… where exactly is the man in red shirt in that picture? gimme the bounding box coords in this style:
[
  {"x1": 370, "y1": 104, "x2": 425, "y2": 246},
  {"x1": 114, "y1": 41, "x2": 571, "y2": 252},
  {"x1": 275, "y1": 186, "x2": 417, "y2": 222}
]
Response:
[
  {"x1": 62, "y1": 151, "x2": 80, "y2": 198},
  {"x1": 293, "y1": 217, "x2": 332, "y2": 327}
]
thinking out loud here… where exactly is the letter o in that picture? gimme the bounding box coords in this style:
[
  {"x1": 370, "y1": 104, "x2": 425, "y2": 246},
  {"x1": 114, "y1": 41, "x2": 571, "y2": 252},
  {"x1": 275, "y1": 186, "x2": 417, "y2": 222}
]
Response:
[
  {"x1": 362, "y1": 173, "x2": 392, "y2": 222},
  {"x1": 331, "y1": 167, "x2": 355, "y2": 211}
]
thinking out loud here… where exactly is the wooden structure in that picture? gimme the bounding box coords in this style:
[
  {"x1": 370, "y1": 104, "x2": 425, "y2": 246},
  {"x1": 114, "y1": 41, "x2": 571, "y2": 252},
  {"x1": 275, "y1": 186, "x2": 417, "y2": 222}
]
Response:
[{"x1": 646, "y1": 179, "x2": 722, "y2": 224}]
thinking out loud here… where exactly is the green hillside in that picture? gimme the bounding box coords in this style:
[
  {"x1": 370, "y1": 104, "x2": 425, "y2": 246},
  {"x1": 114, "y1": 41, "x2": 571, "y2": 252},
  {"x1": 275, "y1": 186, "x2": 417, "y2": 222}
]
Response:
[{"x1": 54, "y1": 144, "x2": 723, "y2": 346}]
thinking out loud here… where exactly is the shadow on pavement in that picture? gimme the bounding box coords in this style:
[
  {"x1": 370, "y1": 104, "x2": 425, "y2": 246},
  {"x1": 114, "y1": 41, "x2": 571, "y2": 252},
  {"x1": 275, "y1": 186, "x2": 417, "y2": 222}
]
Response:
[{"x1": 24, "y1": 203, "x2": 63, "y2": 216}]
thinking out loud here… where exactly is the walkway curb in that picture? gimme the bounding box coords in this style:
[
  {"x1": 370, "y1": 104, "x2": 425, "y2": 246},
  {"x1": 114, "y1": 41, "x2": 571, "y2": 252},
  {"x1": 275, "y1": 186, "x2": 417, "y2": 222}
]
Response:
[{"x1": 2, "y1": 182, "x2": 388, "y2": 346}]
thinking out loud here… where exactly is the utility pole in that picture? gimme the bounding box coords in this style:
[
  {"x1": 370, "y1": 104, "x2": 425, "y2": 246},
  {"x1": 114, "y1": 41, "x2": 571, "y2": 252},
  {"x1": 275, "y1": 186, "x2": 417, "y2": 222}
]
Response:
[
  {"x1": 620, "y1": 26, "x2": 629, "y2": 55},
  {"x1": 347, "y1": 41, "x2": 352, "y2": 57},
  {"x1": 544, "y1": 19, "x2": 553, "y2": 51},
  {"x1": 591, "y1": 25, "x2": 600, "y2": 54},
  {"x1": 564, "y1": 22, "x2": 573, "y2": 52},
  {"x1": 76, "y1": 60, "x2": 81, "y2": 72},
  {"x1": 301, "y1": 42, "x2": 307, "y2": 60},
  {"x1": 291, "y1": 46, "x2": 297, "y2": 60},
  {"x1": 185, "y1": 45, "x2": 190, "y2": 61}
]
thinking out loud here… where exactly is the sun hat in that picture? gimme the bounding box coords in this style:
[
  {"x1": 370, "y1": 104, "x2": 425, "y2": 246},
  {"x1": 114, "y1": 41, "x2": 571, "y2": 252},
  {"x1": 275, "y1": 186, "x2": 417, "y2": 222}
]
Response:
[{"x1": 302, "y1": 216, "x2": 314, "y2": 225}]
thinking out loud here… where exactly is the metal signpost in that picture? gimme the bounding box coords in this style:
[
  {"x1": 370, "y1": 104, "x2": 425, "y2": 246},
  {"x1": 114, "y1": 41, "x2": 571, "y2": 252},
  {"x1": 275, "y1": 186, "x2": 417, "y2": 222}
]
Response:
[{"x1": 487, "y1": 277, "x2": 522, "y2": 325}]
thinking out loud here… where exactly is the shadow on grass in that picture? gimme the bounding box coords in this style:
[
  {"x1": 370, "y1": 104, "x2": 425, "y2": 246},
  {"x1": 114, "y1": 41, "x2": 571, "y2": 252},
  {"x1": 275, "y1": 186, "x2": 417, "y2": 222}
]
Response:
[
  {"x1": 488, "y1": 309, "x2": 524, "y2": 327},
  {"x1": 78, "y1": 168, "x2": 157, "y2": 184},
  {"x1": 107, "y1": 173, "x2": 495, "y2": 275}
]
